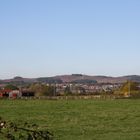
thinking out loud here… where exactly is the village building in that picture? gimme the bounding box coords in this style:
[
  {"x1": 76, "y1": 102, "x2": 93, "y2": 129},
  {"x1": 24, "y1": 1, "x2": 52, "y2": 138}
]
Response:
[{"x1": 9, "y1": 90, "x2": 22, "y2": 98}]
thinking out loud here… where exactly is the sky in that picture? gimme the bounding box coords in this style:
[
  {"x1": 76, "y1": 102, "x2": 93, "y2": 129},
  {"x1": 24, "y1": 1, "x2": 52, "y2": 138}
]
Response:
[{"x1": 0, "y1": 0, "x2": 140, "y2": 79}]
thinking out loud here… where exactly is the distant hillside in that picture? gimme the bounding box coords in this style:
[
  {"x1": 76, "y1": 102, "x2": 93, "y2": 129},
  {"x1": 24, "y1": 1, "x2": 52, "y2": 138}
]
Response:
[
  {"x1": 1, "y1": 76, "x2": 36, "y2": 86},
  {"x1": 54, "y1": 75, "x2": 140, "y2": 83},
  {"x1": 0, "y1": 75, "x2": 140, "y2": 85}
]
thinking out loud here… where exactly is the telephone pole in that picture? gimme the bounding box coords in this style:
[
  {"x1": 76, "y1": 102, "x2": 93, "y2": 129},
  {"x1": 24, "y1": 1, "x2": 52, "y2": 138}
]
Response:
[
  {"x1": 53, "y1": 82, "x2": 56, "y2": 96},
  {"x1": 129, "y1": 80, "x2": 131, "y2": 96}
]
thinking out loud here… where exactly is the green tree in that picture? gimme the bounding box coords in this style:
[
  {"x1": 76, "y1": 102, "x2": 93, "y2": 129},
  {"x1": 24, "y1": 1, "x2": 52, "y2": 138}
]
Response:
[{"x1": 4, "y1": 84, "x2": 19, "y2": 90}]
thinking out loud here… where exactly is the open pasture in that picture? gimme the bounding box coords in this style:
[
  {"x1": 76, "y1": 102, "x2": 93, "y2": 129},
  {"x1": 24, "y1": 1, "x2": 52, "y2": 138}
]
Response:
[{"x1": 0, "y1": 99, "x2": 140, "y2": 140}]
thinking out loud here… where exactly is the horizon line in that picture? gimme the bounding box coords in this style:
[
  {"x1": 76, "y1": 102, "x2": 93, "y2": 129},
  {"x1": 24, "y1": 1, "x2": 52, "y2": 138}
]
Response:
[{"x1": 0, "y1": 74, "x2": 140, "y2": 80}]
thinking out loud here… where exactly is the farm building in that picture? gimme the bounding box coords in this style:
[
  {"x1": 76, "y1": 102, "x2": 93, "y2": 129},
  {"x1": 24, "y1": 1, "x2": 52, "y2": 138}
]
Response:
[
  {"x1": 9, "y1": 90, "x2": 22, "y2": 98},
  {"x1": 21, "y1": 90, "x2": 35, "y2": 97},
  {"x1": 0, "y1": 89, "x2": 12, "y2": 98},
  {"x1": 0, "y1": 89, "x2": 35, "y2": 98}
]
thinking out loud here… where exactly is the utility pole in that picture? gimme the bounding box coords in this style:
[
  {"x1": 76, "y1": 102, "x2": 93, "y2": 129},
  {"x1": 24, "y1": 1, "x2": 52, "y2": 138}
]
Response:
[
  {"x1": 129, "y1": 80, "x2": 131, "y2": 96},
  {"x1": 53, "y1": 82, "x2": 56, "y2": 96}
]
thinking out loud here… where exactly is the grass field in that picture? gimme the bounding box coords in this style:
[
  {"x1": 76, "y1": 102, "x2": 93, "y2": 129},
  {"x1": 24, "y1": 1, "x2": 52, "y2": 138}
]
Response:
[{"x1": 0, "y1": 99, "x2": 140, "y2": 140}]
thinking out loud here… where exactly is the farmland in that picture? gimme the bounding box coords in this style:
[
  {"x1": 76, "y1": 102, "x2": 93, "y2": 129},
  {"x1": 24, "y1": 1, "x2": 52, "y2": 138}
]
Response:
[{"x1": 0, "y1": 99, "x2": 140, "y2": 140}]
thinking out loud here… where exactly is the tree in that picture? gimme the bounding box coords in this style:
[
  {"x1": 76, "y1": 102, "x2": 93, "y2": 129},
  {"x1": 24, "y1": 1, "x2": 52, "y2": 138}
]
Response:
[
  {"x1": 64, "y1": 86, "x2": 72, "y2": 95},
  {"x1": 4, "y1": 84, "x2": 19, "y2": 90},
  {"x1": 120, "y1": 81, "x2": 139, "y2": 93},
  {"x1": 29, "y1": 84, "x2": 54, "y2": 96},
  {"x1": 41, "y1": 86, "x2": 54, "y2": 96},
  {"x1": 119, "y1": 81, "x2": 140, "y2": 97}
]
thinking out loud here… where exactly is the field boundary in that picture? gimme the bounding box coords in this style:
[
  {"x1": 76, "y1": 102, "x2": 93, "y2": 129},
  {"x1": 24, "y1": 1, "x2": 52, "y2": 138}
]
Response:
[{"x1": 16, "y1": 95, "x2": 127, "y2": 100}]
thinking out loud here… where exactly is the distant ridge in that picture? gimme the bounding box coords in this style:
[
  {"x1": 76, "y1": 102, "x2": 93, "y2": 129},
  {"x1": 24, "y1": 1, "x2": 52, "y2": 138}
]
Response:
[
  {"x1": 54, "y1": 75, "x2": 140, "y2": 83},
  {"x1": 0, "y1": 75, "x2": 140, "y2": 85}
]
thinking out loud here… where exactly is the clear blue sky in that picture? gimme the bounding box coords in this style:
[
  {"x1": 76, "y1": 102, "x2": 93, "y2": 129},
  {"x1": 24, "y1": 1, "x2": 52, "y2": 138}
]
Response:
[{"x1": 0, "y1": 0, "x2": 140, "y2": 79}]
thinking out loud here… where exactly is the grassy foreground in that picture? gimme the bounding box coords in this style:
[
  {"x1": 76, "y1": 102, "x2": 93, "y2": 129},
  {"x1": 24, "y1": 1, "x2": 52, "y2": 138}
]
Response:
[{"x1": 0, "y1": 99, "x2": 140, "y2": 140}]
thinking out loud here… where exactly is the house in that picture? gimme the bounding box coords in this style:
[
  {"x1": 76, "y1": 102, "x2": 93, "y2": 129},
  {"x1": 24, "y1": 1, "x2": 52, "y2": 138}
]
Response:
[
  {"x1": 21, "y1": 90, "x2": 35, "y2": 97},
  {"x1": 9, "y1": 90, "x2": 22, "y2": 98},
  {"x1": 0, "y1": 89, "x2": 35, "y2": 98},
  {"x1": 0, "y1": 89, "x2": 12, "y2": 98}
]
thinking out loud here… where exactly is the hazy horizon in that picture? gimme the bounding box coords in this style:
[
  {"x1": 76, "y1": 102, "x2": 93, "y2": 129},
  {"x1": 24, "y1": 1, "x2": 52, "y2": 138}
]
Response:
[
  {"x1": 0, "y1": 0, "x2": 140, "y2": 79},
  {"x1": 0, "y1": 73, "x2": 140, "y2": 80}
]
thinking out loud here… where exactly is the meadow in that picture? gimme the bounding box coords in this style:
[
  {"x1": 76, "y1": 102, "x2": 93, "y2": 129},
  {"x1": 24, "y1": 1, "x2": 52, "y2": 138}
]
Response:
[{"x1": 0, "y1": 99, "x2": 140, "y2": 140}]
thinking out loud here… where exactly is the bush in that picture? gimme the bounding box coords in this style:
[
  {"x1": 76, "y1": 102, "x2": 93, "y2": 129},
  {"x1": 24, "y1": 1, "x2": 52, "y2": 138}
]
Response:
[{"x1": 0, "y1": 117, "x2": 53, "y2": 140}]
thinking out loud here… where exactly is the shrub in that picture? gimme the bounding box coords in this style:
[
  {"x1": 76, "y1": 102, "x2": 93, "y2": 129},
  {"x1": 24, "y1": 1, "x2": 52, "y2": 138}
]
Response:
[{"x1": 0, "y1": 117, "x2": 53, "y2": 140}]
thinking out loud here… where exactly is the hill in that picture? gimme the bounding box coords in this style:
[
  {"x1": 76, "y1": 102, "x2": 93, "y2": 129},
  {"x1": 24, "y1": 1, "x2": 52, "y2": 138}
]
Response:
[{"x1": 0, "y1": 75, "x2": 140, "y2": 85}]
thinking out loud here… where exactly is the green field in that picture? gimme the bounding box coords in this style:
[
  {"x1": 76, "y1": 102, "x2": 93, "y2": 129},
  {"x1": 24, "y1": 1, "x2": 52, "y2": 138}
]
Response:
[{"x1": 0, "y1": 99, "x2": 140, "y2": 140}]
